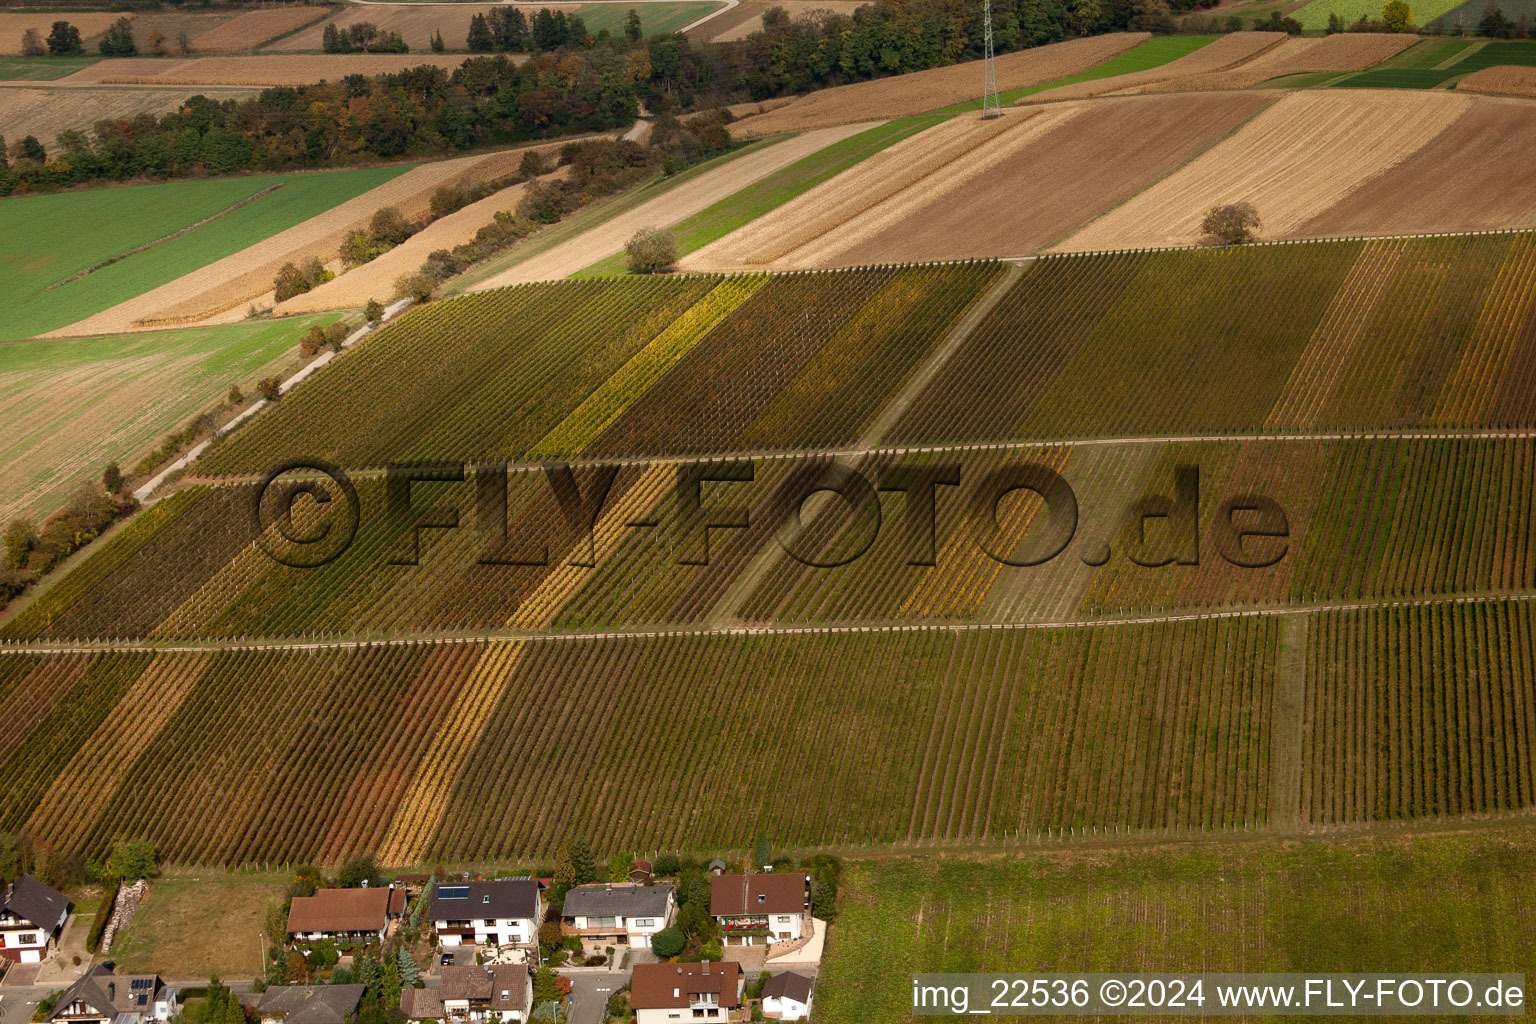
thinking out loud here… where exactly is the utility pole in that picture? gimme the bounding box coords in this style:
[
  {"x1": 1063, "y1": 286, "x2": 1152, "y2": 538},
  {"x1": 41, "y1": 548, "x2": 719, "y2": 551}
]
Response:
[{"x1": 981, "y1": 0, "x2": 1002, "y2": 118}]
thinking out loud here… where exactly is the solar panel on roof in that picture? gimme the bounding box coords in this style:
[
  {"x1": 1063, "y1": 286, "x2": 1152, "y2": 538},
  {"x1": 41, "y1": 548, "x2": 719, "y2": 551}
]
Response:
[
  {"x1": 438, "y1": 886, "x2": 469, "y2": 899},
  {"x1": 130, "y1": 979, "x2": 153, "y2": 991}
]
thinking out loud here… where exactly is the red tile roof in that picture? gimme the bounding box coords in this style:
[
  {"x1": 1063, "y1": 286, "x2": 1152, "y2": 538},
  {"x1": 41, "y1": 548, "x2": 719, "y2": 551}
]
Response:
[
  {"x1": 709, "y1": 873, "x2": 809, "y2": 917},
  {"x1": 287, "y1": 887, "x2": 402, "y2": 934}
]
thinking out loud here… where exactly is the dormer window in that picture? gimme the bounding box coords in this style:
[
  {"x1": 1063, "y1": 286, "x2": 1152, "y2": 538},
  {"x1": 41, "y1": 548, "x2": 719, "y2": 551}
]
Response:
[
  {"x1": 482, "y1": 895, "x2": 490, "y2": 904},
  {"x1": 757, "y1": 894, "x2": 765, "y2": 904}
]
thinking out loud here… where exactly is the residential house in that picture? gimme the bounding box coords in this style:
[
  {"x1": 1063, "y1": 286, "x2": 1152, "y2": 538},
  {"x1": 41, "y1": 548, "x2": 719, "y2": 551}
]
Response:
[
  {"x1": 430, "y1": 879, "x2": 542, "y2": 949},
  {"x1": 560, "y1": 884, "x2": 673, "y2": 949},
  {"x1": 255, "y1": 985, "x2": 365, "y2": 1024},
  {"x1": 286, "y1": 886, "x2": 406, "y2": 943},
  {"x1": 430, "y1": 964, "x2": 532, "y2": 1023},
  {"x1": 631, "y1": 962, "x2": 744, "y2": 1024},
  {"x1": 761, "y1": 973, "x2": 814, "y2": 1021},
  {"x1": 48, "y1": 966, "x2": 175, "y2": 1024},
  {"x1": 709, "y1": 874, "x2": 809, "y2": 946},
  {"x1": 0, "y1": 875, "x2": 69, "y2": 964}
]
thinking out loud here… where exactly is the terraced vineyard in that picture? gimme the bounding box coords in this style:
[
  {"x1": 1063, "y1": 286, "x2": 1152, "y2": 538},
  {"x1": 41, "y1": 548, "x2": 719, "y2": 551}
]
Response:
[
  {"x1": 0, "y1": 616, "x2": 1275, "y2": 864},
  {"x1": 5, "y1": 232, "x2": 1536, "y2": 866}
]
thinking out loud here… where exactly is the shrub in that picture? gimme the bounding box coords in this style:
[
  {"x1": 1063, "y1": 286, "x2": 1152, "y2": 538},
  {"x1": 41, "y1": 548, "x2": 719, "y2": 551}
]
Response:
[
  {"x1": 367, "y1": 206, "x2": 412, "y2": 247},
  {"x1": 274, "y1": 263, "x2": 311, "y2": 302},
  {"x1": 650, "y1": 927, "x2": 685, "y2": 958},
  {"x1": 339, "y1": 229, "x2": 378, "y2": 267},
  {"x1": 430, "y1": 185, "x2": 468, "y2": 217},
  {"x1": 20, "y1": 28, "x2": 45, "y2": 56},
  {"x1": 395, "y1": 273, "x2": 436, "y2": 303},
  {"x1": 625, "y1": 227, "x2": 678, "y2": 274},
  {"x1": 3, "y1": 518, "x2": 36, "y2": 571},
  {"x1": 364, "y1": 299, "x2": 385, "y2": 323},
  {"x1": 228, "y1": 384, "x2": 244, "y2": 405},
  {"x1": 102, "y1": 462, "x2": 123, "y2": 495},
  {"x1": 257, "y1": 377, "x2": 282, "y2": 402},
  {"x1": 1383, "y1": 0, "x2": 1414, "y2": 29},
  {"x1": 518, "y1": 149, "x2": 548, "y2": 178},
  {"x1": 105, "y1": 837, "x2": 157, "y2": 880},
  {"x1": 1201, "y1": 202, "x2": 1261, "y2": 245}
]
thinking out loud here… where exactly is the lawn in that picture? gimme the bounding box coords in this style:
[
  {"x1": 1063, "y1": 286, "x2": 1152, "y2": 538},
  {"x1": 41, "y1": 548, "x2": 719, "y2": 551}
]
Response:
[
  {"x1": 0, "y1": 56, "x2": 97, "y2": 82},
  {"x1": 0, "y1": 164, "x2": 407, "y2": 340},
  {"x1": 110, "y1": 872, "x2": 289, "y2": 980},
  {"x1": 926, "y1": 35, "x2": 1217, "y2": 116},
  {"x1": 572, "y1": 117, "x2": 943, "y2": 276},
  {"x1": 569, "y1": 1, "x2": 725, "y2": 35},
  {"x1": 0, "y1": 314, "x2": 339, "y2": 525},
  {"x1": 816, "y1": 828, "x2": 1536, "y2": 1023}
]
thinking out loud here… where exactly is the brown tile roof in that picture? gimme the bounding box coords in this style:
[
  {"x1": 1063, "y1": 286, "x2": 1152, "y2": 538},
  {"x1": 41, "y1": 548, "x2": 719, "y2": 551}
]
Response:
[
  {"x1": 256, "y1": 985, "x2": 365, "y2": 1024},
  {"x1": 762, "y1": 972, "x2": 814, "y2": 1004},
  {"x1": 400, "y1": 988, "x2": 444, "y2": 1020},
  {"x1": 709, "y1": 873, "x2": 809, "y2": 917},
  {"x1": 439, "y1": 965, "x2": 528, "y2": 1012},
  {"x1": 631, "y1": 962, "x2": 743, "y2": 1011},
  {"x1": 286, "y1": 887, "x2": 401, "y2": 934}
]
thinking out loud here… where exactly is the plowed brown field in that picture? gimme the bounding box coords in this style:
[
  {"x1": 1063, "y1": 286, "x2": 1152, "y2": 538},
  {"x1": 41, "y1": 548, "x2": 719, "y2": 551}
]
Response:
[
  {"x1": 1055, "y1": 90, "x2": 1469, "y2": 251},
  {"x1": 1142, "y1": 33, "x2": 1415, "y2": 92},
  {"x1": 59, "y1": 53, "x2": 474, "y2": 86},
  {"x1": 730, "y1": 33, "x2": 1149, "y2": 137},
  {"x1": 1023, "y1": 31, "x2": 1286, "y2": 102},
  {"x1": 1292, "y1": 95, "x2": 1536, "y2": 238},
  {"x1": 1457, "y1": 64, "x2": 1536, "y2": 98},
  {"x1": 47, "y1": 147, "x2": 546, "y2": 337},
  {"x1": 821, "y1": 92, "x2": 1275, "y2": 266}
]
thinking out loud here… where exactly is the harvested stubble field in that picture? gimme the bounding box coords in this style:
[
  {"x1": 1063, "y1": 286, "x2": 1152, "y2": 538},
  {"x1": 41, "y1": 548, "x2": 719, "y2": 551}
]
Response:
[
  {"x1": 0, "y1": 85, "x2": 247, "y2": 150},
  {"x1": 0, "y1": 12, "x2": 123, "y2": 53},
  {"x1": 1292, "y1": 95, "x2": 1536, "y2": 237},
  {"x1": 277, "y1": 2, "x2": 722, "y2": 50},
  {"x1": 728, "y1": 33, "x2": 1148, "y2": 137},
  {"x1": 275, "y1": 169, "x2": 565, "y2": 314},
  {"x1": 691, "y1": 91, "x2": 1274, "y2": 270},
  {"x1": 469, "y1": 123, "x2": 876, "y2": 288},
  {"x1": 1022, "y1": 30, "x2": 1286, "y2": 101},
  {"x1": 683, "y1": 110, "x2": 1087, "y2": 270},
  {"x1": 1142, "y1": 32, "x2": 1415, "y2": 92},
  {"x1": 1056, "y1": 89, "x2": 1469, "y2": 252},
  {"x1": 50, "y1": 147, "x2": 547, "y2": 336},
  {"x1": 57, "y1": 53, "x2": 473, "y2": 86},
  {"x1": 0, "y1": 616, "x2": 1278, "y2": 864},
  {"x1": 1459, "y1": 64, "x2": 1536, "y2": 98},
  {"x1": 1, "y1": 167, "x2": 403, "y2": 340},
  {"x1": 0, "y1": 317, "x2": 334, "y2": 526},
  {"x1": 186, "y1": 7, "x2": 331, "y2": 51},
  {"x1": 693, "y1": 0, "x2": 864, "y2": 39},
  {"x1": 816, "y1": 832, "x2": 1536, "y2": 1022}
]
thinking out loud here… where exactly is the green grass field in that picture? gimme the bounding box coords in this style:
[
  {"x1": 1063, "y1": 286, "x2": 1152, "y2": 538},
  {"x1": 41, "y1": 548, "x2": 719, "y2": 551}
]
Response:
[
  {"x1": 927, "y1": 35, "x2": 1217, "y2": 116},
  {"x1": 817, "y1": 829, "x2": 1536, "y2": 1022},
  {"x1": 0, "y1": 315, "x2": 337, "y2": 525},
  {"x1": 0, "y1": 56, "x2": 98, "y2": 82},
  {"x1": 571, "y1": 1, "x2": 724, "y2": 34},
  {"x1": 0, "y1": 165, "x2": 407, "y2": 340},
  {"x1": 573, "y1": 117, "x2": 943, "y2": 276},
  {"x1": 1293, "y1": 0, "x2": 1465, "y2": 29},
  {"x1": 1327, "y1": 39, "x2": 1536, "y2": 88}
]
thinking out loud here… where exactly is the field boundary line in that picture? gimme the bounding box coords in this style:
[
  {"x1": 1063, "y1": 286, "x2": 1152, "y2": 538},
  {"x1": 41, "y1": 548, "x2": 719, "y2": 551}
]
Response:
[
  {"x1": 42, "y1": 184, "x2": 285, "y2": 293},
  {"x1": 1040, "y1": 224, "x2": 1536, "y2": 260},
  {"x1": 184, "y1": 425, "x2": 1536, "y2": 487},
  {"x1": 5, "y1": 589, "x2": 1535, "y2": 656}
]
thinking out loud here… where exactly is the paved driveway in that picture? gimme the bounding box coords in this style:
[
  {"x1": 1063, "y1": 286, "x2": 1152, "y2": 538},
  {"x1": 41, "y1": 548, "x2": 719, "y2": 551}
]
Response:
[{"x1": 565, "y1": 970, "x2": 625, "y2": 1024}]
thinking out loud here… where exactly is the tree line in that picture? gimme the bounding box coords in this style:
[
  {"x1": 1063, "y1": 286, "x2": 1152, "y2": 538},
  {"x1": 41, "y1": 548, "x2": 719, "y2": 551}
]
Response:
[{"x1": 3, "y1": 0, "x2": 1208, "y2": 194}]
